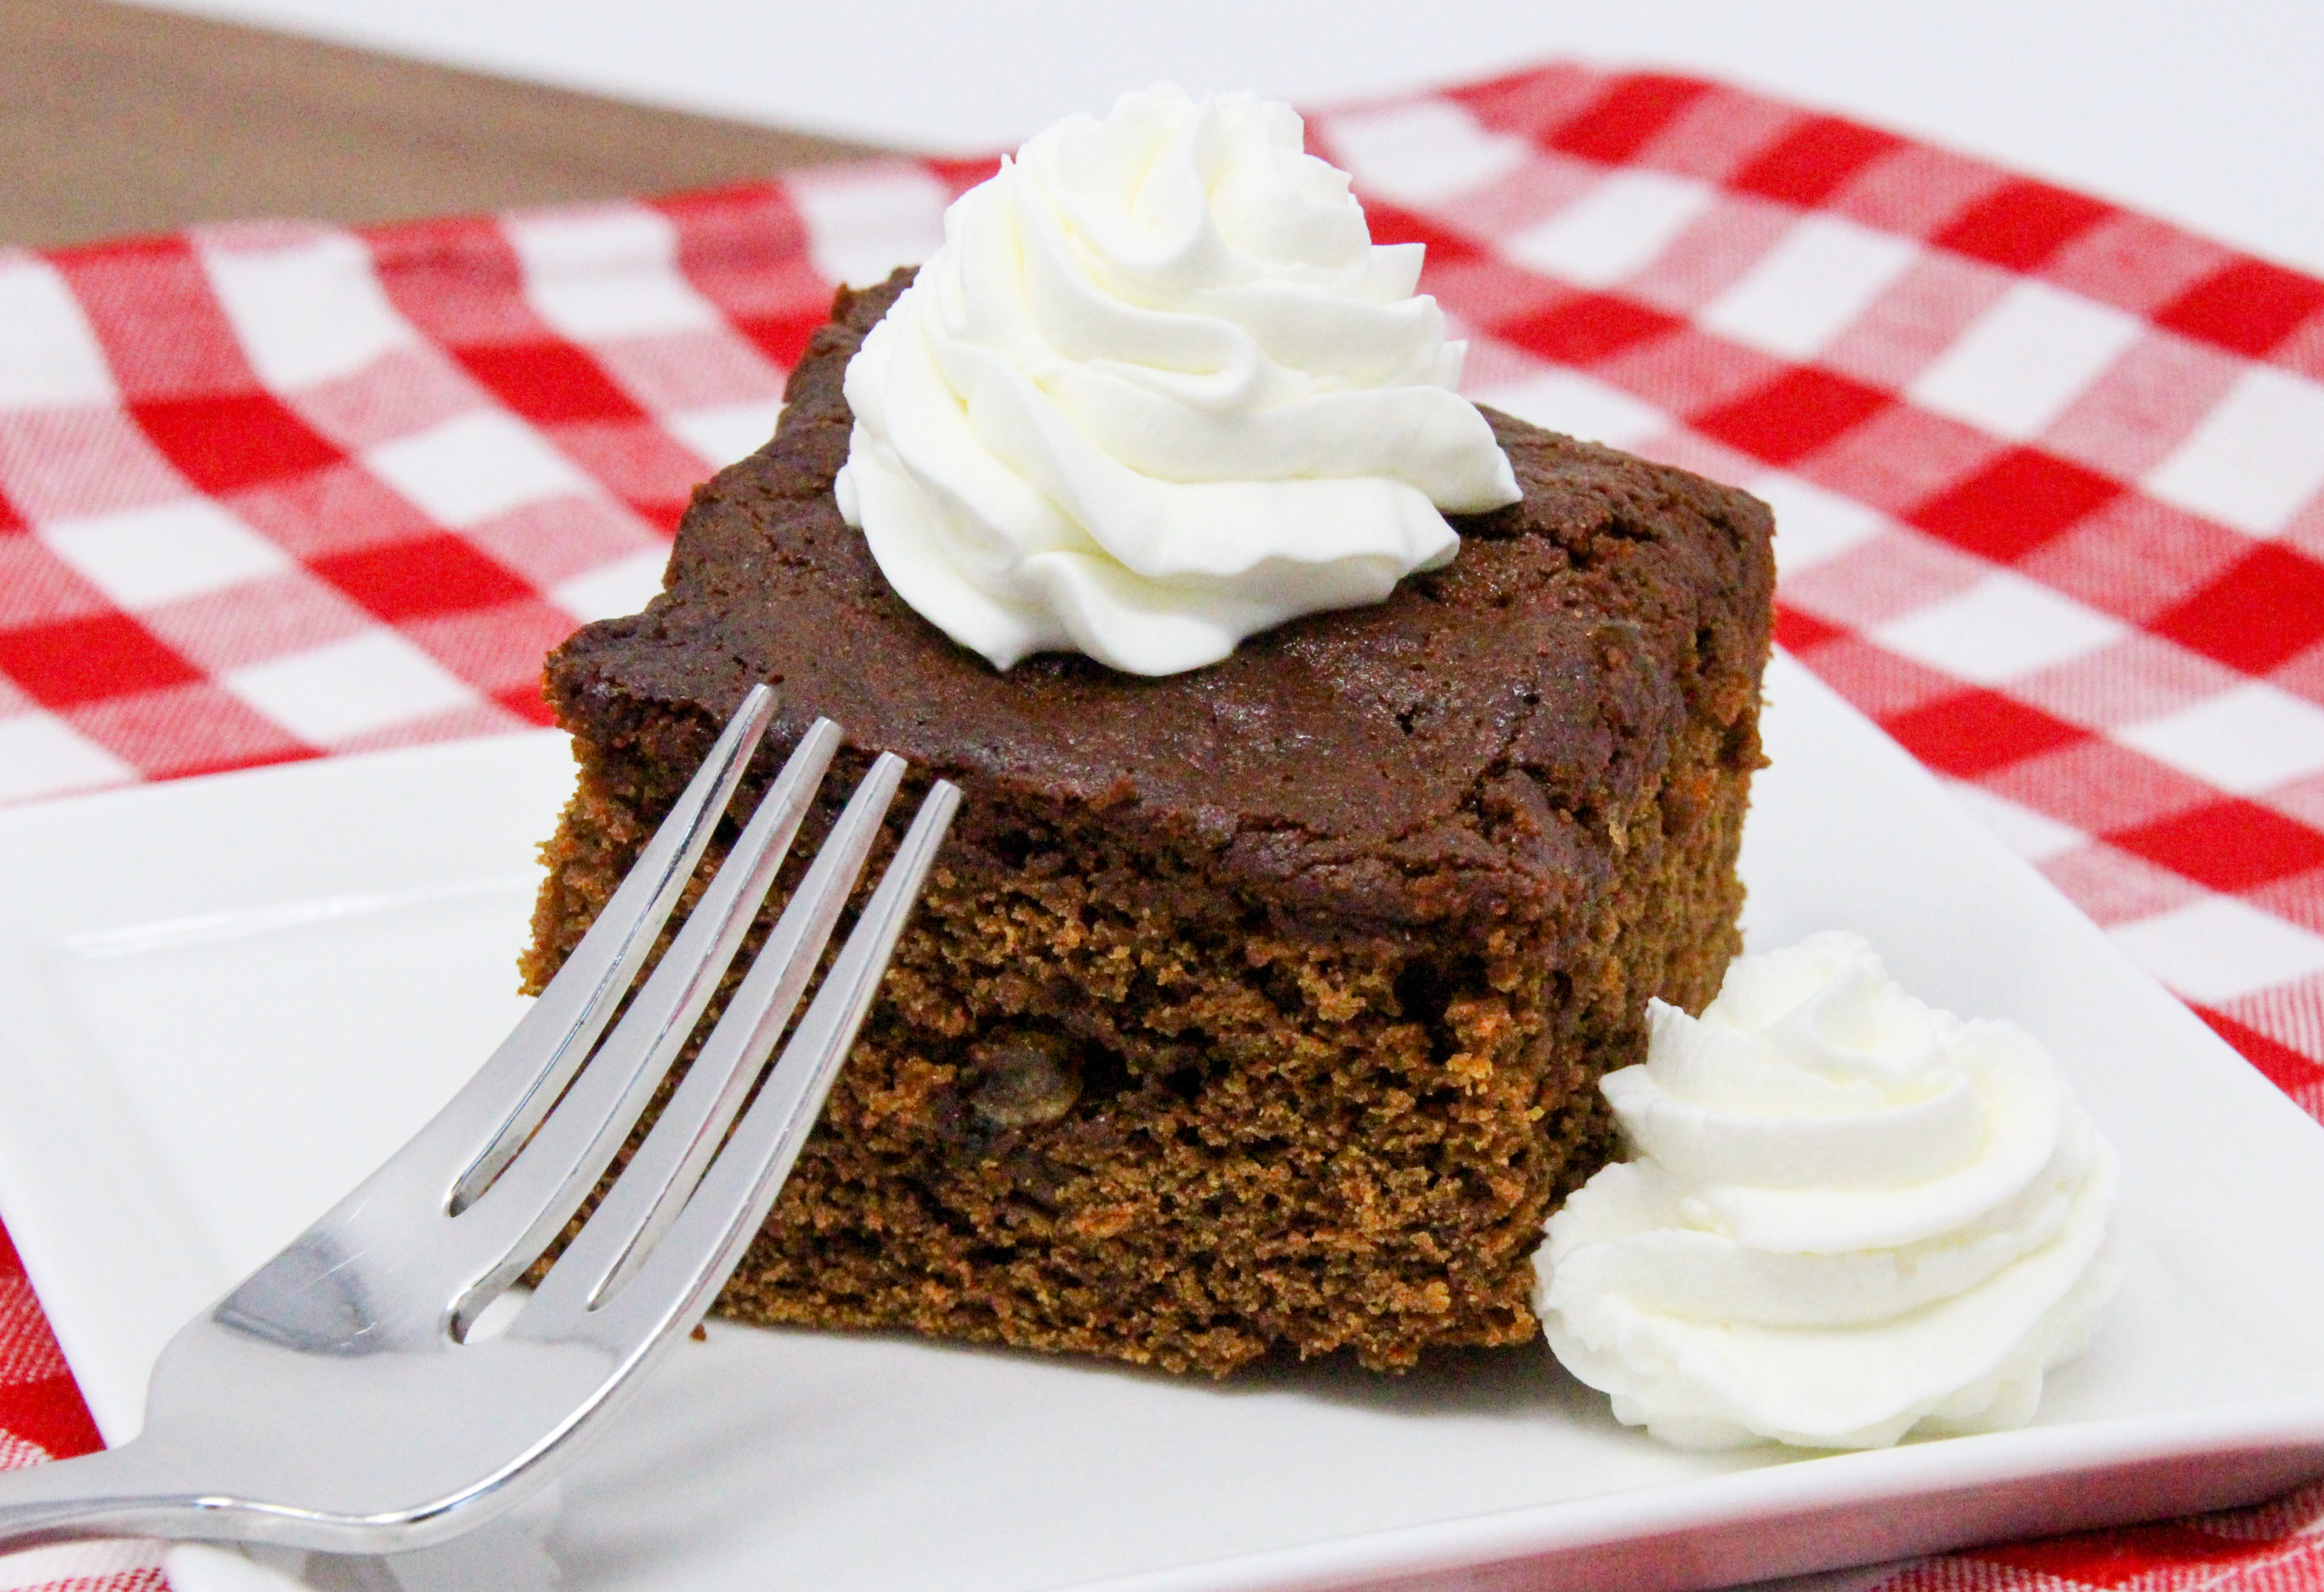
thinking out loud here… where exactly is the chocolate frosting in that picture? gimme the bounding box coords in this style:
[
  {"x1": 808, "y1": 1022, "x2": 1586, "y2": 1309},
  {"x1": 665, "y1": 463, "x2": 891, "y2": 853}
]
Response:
[{"x1": 546, "y1": 272, "x2": 1775, "y2": 930}]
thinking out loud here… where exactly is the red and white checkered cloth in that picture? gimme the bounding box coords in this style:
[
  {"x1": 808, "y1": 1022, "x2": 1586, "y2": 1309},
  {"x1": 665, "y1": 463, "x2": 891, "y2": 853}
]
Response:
[{"x1": 3, "y1": 61, "x2": 2321, "y2": 1592}]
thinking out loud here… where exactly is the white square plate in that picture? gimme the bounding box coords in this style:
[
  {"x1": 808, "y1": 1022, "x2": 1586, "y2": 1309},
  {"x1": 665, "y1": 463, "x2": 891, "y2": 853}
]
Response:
[{"x1": 2, "y1": 654, "x2": 2321, "y2": 1592}]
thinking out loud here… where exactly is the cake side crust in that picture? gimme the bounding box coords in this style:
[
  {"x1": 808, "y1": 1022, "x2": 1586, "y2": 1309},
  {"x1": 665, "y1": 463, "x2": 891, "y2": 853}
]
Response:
[{"x1": 526, "y1": 714, "x2": 1752, "y2": 1372}]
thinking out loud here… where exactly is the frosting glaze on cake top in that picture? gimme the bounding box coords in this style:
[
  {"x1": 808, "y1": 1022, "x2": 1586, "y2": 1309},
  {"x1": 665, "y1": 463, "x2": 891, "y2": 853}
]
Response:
[{"x1": 550, "y1": 274, "x2": 1773, "y2": 934}]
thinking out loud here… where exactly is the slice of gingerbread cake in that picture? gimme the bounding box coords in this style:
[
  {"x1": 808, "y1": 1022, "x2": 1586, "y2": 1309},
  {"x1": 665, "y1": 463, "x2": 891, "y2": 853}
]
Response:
[{"x1": 523, "y1": 88, "x2": 1775, "y2": 1376}]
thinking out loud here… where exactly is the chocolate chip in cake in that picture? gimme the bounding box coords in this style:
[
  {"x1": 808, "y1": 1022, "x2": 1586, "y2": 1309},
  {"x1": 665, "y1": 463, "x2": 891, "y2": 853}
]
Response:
[{"x1": 968, "y1": 1027, "x2": 1083, "y2": 1128}]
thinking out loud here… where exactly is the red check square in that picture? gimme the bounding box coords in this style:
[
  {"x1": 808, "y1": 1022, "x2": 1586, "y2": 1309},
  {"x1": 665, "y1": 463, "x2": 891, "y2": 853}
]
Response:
[
  {"x1": 1883, "y1": 687, "x2": 2091, "y2": 779},
  {"x1": 1934, "y1": 178, "x2": 2115, "y2": 271},
  {"x1": 1693, "y1": 368, "x2": 1891, "y2": 465},
  {"x1": 311, "y1": 533, "x2": 533, "y2": 624},
  {"x1": 1495, "y1": 291, "x2": 1681, "y2": 368},
  {"x1": 1772, "y1": 604, "x2": 1847, "y2": 655},
  {"x1": 0, "y1": 1224, "x2": 104, "y2": 1461},
  {"x1": 0, "y1": 612, "x2": 202, "y2": 708},
  {"x1": 1910, "y1": 448, "x2": 2122, "y2": 564},
  {"x1": 2157, "y1": 259, "x2": 2324, "y2": 360},
  {"x1": 1728, "y1": 117, "x2": 1902, "y2": 207},
  {"x1": 455, "y1": 341, "x2": 646, "y2": 426},
  {"x1": 1547, "y1": 74, "x2": 1712, "y2": 163},
  {"x1": 2150, "y1": 544, "x2": 2324, "y2": 675},
  {"x1": 2111, "y1": 798, "x2": 2324, "y2": 894},
  {"x1": 132, "y1": 393, "x2": 342, "y2": 496}
]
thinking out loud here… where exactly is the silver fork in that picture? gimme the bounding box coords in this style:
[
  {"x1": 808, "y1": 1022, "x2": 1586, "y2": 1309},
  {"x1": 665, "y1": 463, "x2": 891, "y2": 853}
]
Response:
[{"x1": 0, "y1": 684, "x2": 958, "y2": 1556}]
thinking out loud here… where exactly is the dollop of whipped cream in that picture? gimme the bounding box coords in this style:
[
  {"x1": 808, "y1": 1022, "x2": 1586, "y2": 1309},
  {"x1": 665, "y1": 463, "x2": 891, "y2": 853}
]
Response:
[
  {"x1": 832, "y1": 84, "x2": 1521, "y2": 676},
  {"x1": 1534, "y1": 932, "x2": 2122, "y2": 1450}
]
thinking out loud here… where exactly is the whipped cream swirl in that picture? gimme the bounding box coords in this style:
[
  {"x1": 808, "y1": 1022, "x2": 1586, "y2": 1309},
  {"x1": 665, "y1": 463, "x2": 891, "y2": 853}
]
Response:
[
  {"x1": 1535, "y1": 932, "x2": 2121, "y2": 1450},
  {"x1": 832, "y1": 84, "x2": 1521, "y2": 676}
]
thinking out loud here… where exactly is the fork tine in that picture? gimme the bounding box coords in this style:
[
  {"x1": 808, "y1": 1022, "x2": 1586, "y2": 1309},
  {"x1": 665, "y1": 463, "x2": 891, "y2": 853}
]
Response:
[
  {"x1": 442, "y1": 716, "x2": 842, "y2": 1329},
  {"x1": 526, "y1": 779, "x2": 960, "y2": 1345},
  {"x1": 528, "y1": 751, "x2": 909, "y2": 1314},
  {"x1": 443, "y1": 685, "x2": 783, "y2": 1211}
]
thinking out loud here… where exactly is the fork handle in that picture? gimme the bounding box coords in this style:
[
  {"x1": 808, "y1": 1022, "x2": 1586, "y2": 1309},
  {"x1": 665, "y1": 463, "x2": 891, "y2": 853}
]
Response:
[{"x1": 0, "y1": 1439, "x2": 208, "y2": 1551}]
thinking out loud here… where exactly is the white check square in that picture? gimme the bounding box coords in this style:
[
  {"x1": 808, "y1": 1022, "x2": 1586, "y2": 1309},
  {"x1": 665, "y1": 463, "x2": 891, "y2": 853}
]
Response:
[
  {"x1": 222, "y1": 631, "x2": 478, "y2": 744},
  {"x1": 1317, "y1": 101, "x2": 1530, "y2": 207},
  {"x1": 0, "y1": 258, "x2": 119, "y2": 408},
  {"x1": 1698, "y1": 215, "x2": 1919, "y2": 360},
  {"x1": 36, "y1": 498, "x2": 291, "y2": 609},
  {"x1": 505, "y1": 206, "x2": 724, "y2": 341},
  {"x1": 786, "y1": 164, "x2": 952, "y2": 290},
  {"x1": 2115, "y1": 682, "x2": 2324, "y2": 795},
  {"x1": 1750, "y1": 471, "x2": 1890, "y2": 576},
  {"x1": 1906, "y1": 280, "x2": 2145, "y2": 441},
  {"x1": 1469, "y1": 368, "x2": 1668, "y2": 448},
  {"x1": 2110, "y1": 897, "x2": 2324, "y2": 1004},
  {"x1": 364, "y1": 413, "x2": 595, "y2": 527},
  {"x1": 665, "y1": 401, "x2": 784, "y2": 469},
  {"x1": 1501, "y1": 170, "x2": 1715, "y2": 290},
  {"x1": 1872, "y1": 571, "x2": 2127, "y2": 684},
  {"x1": 200, "y1": 231, "x2": 419, "y2": 393},
  {"x1": 2143, "y1": 365, "x2": 2324, "y2": 537},
  {"x1": 0, "y1": 712, "x2": 135, "y2": 803},
  {"x1": 552, "y1": 548, "x2": 671, "y2": 623},
  {"x1": 1944, "y1": 780, "x2": 2090, "y2": 862}
]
